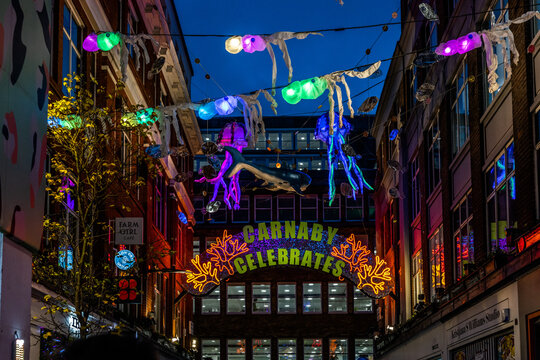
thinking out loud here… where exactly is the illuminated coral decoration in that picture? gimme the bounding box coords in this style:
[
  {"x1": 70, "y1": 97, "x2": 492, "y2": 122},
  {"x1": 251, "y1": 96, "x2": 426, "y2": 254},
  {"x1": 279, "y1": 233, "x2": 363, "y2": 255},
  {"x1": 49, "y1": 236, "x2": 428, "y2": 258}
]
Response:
[
  {"x1": 315, "y1": 113, "x2": 373, "y2": 205},
  {"x1": 185, "y1": 255, "x2": 220, "y2": 292},
  {"x1": 207, "y1": 230, "x2": 249, "y2": 275},
  {"x1": 331, "y1": 234, "x2": 370, "y2": 273},
  {"x1": 357, "y1": 256, "x2": 392, "y2": 296}
]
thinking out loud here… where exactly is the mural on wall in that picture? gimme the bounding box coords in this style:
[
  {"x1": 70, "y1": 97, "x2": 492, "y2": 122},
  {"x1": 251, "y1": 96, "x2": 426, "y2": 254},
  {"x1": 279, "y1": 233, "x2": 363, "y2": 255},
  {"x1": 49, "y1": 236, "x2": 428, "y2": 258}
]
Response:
[
  {"x1": 181, "y1": 222, "x2": 393, "y2": 299},
  {"x1": 0, "y1": 0, "x2": 50, "y2": 249}
]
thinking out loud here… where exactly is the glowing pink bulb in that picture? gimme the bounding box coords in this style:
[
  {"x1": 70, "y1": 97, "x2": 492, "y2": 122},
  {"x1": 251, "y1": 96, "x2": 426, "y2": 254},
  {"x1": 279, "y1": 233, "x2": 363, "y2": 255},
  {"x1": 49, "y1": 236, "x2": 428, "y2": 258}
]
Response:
[{"x1": 241, "y1": 35, "x2": 266, "y2": 53}]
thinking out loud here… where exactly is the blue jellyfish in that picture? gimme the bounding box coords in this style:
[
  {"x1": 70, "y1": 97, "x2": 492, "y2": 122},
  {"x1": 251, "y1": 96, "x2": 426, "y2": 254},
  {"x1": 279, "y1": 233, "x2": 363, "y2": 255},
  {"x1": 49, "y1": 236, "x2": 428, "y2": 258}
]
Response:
[{"x1": 314, "y1": 113, "x2": 373, "y2": 205}]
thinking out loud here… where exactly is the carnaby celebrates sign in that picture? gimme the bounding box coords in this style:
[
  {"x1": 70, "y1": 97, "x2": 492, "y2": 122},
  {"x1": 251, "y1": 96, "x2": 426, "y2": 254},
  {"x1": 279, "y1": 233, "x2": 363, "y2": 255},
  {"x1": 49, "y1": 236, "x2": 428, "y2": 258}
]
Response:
[{"x1": 181, "y1": 221, "x2": 393, "y2": 299}]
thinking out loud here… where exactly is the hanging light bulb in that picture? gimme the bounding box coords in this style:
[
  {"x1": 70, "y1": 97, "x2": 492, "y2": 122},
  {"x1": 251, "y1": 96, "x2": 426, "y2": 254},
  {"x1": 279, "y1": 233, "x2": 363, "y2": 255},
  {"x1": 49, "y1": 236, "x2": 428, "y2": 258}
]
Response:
[
  {"x1": 242, "y1": 35, "x2": 266, "y2": 53},
  {"x1": 97, "y1": 32, "x2": 121, "y2": 51},
  {"x1": 83, "y1": 33, "x2": 100, "y2": 52},
  {"x1": 225, "y1": 36, "x2": 243, "y2": 54},
  {"x1": 435, "y1": 39, "x2": 459, "y2": 56},
  {"x1": 300, "y1": 77, "x2": 327, "y2": 100},
  {"x1": 198, "y1": 102, "x2": 217, "y2": 120},
  {"x1": 214, "y1": 96, "x2": 238, "y2": 115},
  {"x1": 456, "y1": 32, "x2": 482, "y2": 54},
  {"x1": 281, "y1": 81, "x2": 303, "y2": 104}
]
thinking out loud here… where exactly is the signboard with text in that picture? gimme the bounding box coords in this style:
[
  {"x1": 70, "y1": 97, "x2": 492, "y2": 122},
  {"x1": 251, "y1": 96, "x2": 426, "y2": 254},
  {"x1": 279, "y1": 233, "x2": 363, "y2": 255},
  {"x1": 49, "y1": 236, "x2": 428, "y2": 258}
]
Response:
[
  {"x1": 115, "y1": 218, "x2": 144, "y2": 245},
  {"x1": 180, "y1": 221, "x2": 394, "y2": 299}
]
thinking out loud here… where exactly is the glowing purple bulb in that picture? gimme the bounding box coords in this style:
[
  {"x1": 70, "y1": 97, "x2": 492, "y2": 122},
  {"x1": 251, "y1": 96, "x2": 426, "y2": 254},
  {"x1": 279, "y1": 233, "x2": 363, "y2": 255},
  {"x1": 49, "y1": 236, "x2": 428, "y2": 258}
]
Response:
[
  {"x1": 456, "y1": 32, "x2": 482, "y2": 54},
  {"x1": 82, "y1": 33, "x2": 100, "y2": 52},
  {"x1": 214, "y1": 96, "x2": 238, "y2": 115},
  {"x1": 435, "y1": 39, "x2": 458, "y2": 56},
  {"x1": 241, "y1": 35, "x2": 266, "y2": 53}
]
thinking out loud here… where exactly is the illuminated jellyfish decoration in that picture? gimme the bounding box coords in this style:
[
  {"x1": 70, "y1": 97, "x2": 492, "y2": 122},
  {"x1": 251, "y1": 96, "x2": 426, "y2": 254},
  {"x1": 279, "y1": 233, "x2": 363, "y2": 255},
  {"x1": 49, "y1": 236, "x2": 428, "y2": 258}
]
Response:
[
  {"x1": 195, "y1": 122, "x2": 248, "y2": 210},
  {"x1": 314, "y1": 113, "x2": 373, "y2": 205}
]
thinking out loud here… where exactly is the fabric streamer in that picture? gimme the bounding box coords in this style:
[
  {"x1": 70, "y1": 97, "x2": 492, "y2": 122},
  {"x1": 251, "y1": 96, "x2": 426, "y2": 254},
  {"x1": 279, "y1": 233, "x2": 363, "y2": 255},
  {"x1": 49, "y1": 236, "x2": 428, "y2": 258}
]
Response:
[
  {"x1": 120, "y1": 34, "x2": 160, "y2": 83},
  {"x1": 321, "y1": 61, "x2": 381, "y2": 134},
  {"x1": 419, "y1": 3, "x2": 439, "y2": 23},
  {"x1": 236, "y1": 89, "x2": 278, "y2": 148},
  {"x1": 262, "y1": 31, "x2": 322, "y2": 95}
]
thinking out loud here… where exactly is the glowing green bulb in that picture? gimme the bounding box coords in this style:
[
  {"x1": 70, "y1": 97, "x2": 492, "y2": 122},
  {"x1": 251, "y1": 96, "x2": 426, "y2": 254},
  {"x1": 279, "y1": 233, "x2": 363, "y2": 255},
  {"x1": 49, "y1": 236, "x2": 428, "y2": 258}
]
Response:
[
  {"x1": 97, "y1": 32, "x2": 121, "y2": 51},
  {"x1": 281, "y1": 81, "x2": 302, "y2": 104},
  {"x1": 300, "y1": 77, "x2": 327, "y2": 100}
]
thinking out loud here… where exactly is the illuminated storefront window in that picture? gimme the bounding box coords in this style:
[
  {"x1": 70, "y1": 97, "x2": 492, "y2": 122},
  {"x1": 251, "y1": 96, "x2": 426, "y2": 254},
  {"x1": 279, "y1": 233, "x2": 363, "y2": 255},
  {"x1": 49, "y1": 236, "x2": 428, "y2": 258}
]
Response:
[
  {"x1": 429, "y1": 227, "x2": 445, "y2": 301},
  {"x1": 304, "y1": 339, "x2": 322, "y2": 360},
  {"x1": 329, "y1": 339, "x2": 348, "y2": 360},
  {"x1": 354, "y1": 288, "x2": 373, "y2": 312},
  {"x1": 328, "y1": 283, "x2": 347, "y2": 313},
  {"x1": 227, "y1": 284, "x2": 246, "y2": 314},
  {"x1": 453, "y1": 193, "x2": 474, "y2": 281},
  {"x1": 227, "y1": 339, "x2": 245, "y2": 360},
  {"x1": 202, "y1": 287, "x2": 220, "y2": 314},
  {"x1": 486, "y1": 142, "x2": 516, "y2": 253},
  {"x1": 201, "y1": 339, "x2": 220, "y2": 360},
  {"x1": 355, "y1": 339, "x2": 374, "y2": 360},
  {"x1": 278, "y1": 339, "x2": 296, "y2": 360},
  {"x1": 278, "y1": 283, "x2": 296, "y2": 314},
  {"x1": 252, "y1": 283, "x2": 271, "y2": 314},
  {"x1": 303, "y1": 283, "x2": 322, "y2": 313},
  {"x1": 253, "y1": 339, "x2": 271, "y2": 360}
]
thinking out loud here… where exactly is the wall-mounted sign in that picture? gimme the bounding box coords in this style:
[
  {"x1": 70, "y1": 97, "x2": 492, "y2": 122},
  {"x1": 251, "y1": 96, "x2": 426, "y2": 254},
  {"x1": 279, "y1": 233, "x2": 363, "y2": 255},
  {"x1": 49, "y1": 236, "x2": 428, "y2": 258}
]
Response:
[
  {"x1": 115, "y1": 250, "x2": 136, "y2": 270},
  {"x1": 446, "y1": 300, "x2": 510, "y2": 346},
  {"x1": 180, "y1": 221, "x2": 393, "y2": 299},
  {"x1": 115, "y1": 218, "x2": 143, "y2": 245}
]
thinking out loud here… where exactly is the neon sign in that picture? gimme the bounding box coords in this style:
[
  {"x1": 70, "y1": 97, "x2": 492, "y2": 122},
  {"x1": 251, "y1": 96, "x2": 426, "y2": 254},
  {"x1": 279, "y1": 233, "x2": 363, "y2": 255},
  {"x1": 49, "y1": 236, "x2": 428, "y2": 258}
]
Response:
[{"x1": 182, "y1": 222, "x2": 393, "y2": 299}]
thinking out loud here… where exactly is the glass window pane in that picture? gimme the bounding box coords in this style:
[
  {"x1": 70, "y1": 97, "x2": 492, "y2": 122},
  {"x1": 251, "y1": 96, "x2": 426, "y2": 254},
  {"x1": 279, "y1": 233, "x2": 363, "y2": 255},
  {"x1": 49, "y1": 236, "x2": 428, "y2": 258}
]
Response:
[
  {"x1": 324, "y1": 195, "x2": 341, "y2": 222},
  {"x1": 278, "y1": 196, "x2": 295, "y2": 221},
  {"x1": 303, "y1": 283, "x2": 321, "y2": 313},
  {"x1": 506, "y1": 143, "x2": 515, "y2": 173},
  {"x1": 278, "y1": 339, "x2": 296, "y2": 360},
  {"x1": 304, "y1": 339, "x2": 322, "y2": 360},
  {"x1": 296, "y1": 132, "x2": 308, "y2": 150},
  {"x1": 202, "y1": 287, "x2": 220, "y2": 314},
  {"x1": 328, "y1": 283, "x2": 347, "y2": 313},
  {"x1": 329, "y1": 339, "x2": 348, "y2": 360},
  {"x1": 253, "y1": 339, "x2": 271, "y2": 360},
  {"x1": 232, "y1": 196, "x2": 250, "y2": 223},
  {"x1": 281, "y1": 133, "x2": 293, "y2": 150},
  {"x1": 255, "y1": 196, "x2": 272, "y2": 222},
  {"x1": 227, "y1": 284, "x2": 245, "y2": 314},
  {"x1": 227, "y1": 339, "x2": 245, "y2": 360},
  {"x1": 310, "y1": 133, "x2": 322, "y2": 150},
  {"x1": 278, "y1": 284, "x2": 296, "y2": 313},
  {"x1": 297, "y1": 159, "x2": 310, "y2": 172},
  {"x1": 487, "y1": 166, "x2": 496, "y2": 193},
  {"x1": 355, "y1": 339, "x2": 374, "y2": 360},
  {"x1": 354, "y1": 288, "x2": 372, "y2": 312},
  {"x1": 268, "y1": 133, "x2": 279, "y2": 148},
  {"x1": 300, "y1": 195, "x2": 318, "y2": 222},
  {"x1": 255, "y1": 133, "x2": 267, "y2": 150},
  {"x1": 346, "y1": 197, "x2": 363, "y2": 221},
  {"x1": 252, "y1": 284, "x2": 271, "y2": 314},
  {"x1": 201, "y1": 339, "x2": 221, "y2": 360},
  {"x1": 496, "y1": 153, "x2": 506, "y2": 186}
]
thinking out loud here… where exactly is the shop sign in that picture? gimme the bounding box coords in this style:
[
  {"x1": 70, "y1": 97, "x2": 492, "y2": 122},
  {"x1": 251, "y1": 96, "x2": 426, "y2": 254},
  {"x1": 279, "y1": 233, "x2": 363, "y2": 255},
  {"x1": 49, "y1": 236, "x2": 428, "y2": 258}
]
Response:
[
  {"x1": 447, "y1": 300, "x2": 510, "y2": 345},
  {"x1": 115, "y1": 218, "x2": 143, "y2": 245},
  {"x1": 180, "y1": 221, "x2": 394, "y2": 299}
]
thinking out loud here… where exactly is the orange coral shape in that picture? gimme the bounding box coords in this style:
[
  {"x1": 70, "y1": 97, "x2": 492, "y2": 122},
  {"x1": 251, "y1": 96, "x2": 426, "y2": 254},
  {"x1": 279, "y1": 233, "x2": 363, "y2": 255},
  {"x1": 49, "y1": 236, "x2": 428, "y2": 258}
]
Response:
[
  {"x1": 331, "y1": 234, "x2": 371, "y2": 273},
  {"x1": 357, "y1": 256, "x2": 392, "y2": 295},
  {"x1": 207, "y1": 230, "x2": 249, "y2": 275},
  {"x1": 186, "y1": 255, "x2": 220, "y2": 292}
]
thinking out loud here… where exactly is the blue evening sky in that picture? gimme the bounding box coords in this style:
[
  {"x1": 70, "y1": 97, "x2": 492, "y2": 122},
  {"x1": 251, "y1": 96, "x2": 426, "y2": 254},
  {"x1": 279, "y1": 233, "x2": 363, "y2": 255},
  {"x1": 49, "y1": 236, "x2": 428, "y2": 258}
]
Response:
[{"x1": 175, "y1": 0, "x2": 402, "y2": 117}]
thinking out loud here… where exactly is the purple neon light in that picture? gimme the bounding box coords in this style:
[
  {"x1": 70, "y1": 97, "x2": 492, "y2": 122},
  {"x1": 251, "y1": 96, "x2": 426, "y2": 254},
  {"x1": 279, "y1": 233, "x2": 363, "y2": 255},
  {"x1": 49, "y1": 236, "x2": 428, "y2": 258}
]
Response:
[{"x1": 242, "y1": 35, "x2": 266, "y2": 53}]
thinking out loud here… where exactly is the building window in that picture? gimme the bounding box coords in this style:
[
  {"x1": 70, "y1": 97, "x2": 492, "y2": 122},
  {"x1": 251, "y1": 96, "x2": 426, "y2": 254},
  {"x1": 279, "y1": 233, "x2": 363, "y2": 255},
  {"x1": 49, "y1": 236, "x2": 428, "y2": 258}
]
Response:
[
  {"x1": 427, "y1": 116, "x2": 441, "y2": 195},
  {"x1": 410, "y1": 157, "x2": 420, "y2": 219},
  {"x1": 428, "y1": 20, "x2": 438, "y2": 51},
  {"x1": 486, "y1": 142, "x2": 516, "y2": 252},
  {"x1": 227, "y1": 284, "x2": 245, "y2": 314},
  {"x1": 278, "y1": 283, "x2": 296, "y2": 313},
  {"x1": 296, "y1": 132, "x2": 309, "y2": 150},
  {"x1": 201, "y1": 339, "x2": 220, "y2": 360},
  {"x1": 323, "y1": 195, "x2": 341, "y2": 222},
  {"x1": 211, "y1": 196, "x2": 228, "y2": 223},
  {"x1": 281, "y1": 132, "x2": 293, "y2": 150},
  {"x1": 232, "y1": 196, "x2": 250, "y2": 223},
  {"x1": 527, "y1": 310, "x2": 540, "y2": 359},
  {"x1": 61, "y1": 5, "x2": 81, "y2": 94},
  {"x1": 312, "y1": 159, "x2": 324, "y2": 170},
  {"x1": 368, "y1": 196, "x2": 375, "y2": 220},
  {"x1": 301, "y1": 195, "x2": 318, "y2": 222},
  {"x1": 354, "y1": 288, "x2": 372, "y2": 312},
  {"x1": 267, "y1": 132, "x2": 294, "y2": 150},
  {"x1": 252, "y1": 339, "x2": 271, "y2": 360},
  {"x1": 304, "y1": 339, "x2": 322, "y2": 360},
  {"x1": 193, "y1": 237, "x2": 200, "y2": 258},
  {"x1": 411, "y1": 250, "x2": 423, "y2": 309},
  {"x1": 485, "y1": 1, "x2": 510, "y2": 103},
  {"x1": 355, "y1": 339, "x2": 374, "y2": 360},
  {"x1": 452, "y1": 62, "x2": 469, "y2": 156},
  {"x1": 278, "y1": 195, "x2": 295, "y2": 221},
  {"x1": 252, "y1": 283, "x2": 271, "y2": 314},
  {"x1": 303, "y1": 283, "x2": 321, "y2": 313},
  {"x1": 328, "y1": 283, "x2": 347, "y2": 313},
  {"x1": 278, "y1": 339, "x2": 296, "y2": 359},
  {"x1": 255, "y1": 196, "x2": 272, "y2": 222},
  {"x1": 201, "y1": 287, "x2": 220, "y2": 314},
  {"x1": 227, "y1": 339, "x2": 245, "y2": 360},
  {"x1": 346, "y1": 197, "x2": 363, "y2": 221},
  {"x1": 429, "y1": 227, "x2": 445, "y2": 300},
  {"x1": 153, "y1": 174, "x2": 165, "y2": 233},
  {"x1": 329, "y1": 339, "x2": 348, "y2": 360},
  {"x1": 453, "y1": 193, "x2": 474, "y2": 281}
]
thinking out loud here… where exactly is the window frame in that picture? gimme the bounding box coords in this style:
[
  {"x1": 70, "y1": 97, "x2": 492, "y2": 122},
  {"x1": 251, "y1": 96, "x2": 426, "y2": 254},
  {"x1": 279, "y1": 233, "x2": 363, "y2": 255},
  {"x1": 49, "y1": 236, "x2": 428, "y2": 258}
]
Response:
[
  {"x1": 252, "y1": 283, "x2": 271, "y2": 315},
  {"x1": 254, "y1": 195, "x2": 273, "y2": 222},
  {"x1": 303, "y1": 339, "x2": 323, "y2": 360},
  {"x1": 201, "y1": 286, "x2": 221, "y2": 314},
  {"x1": 302, "y1": 282, "x2": 322, "y2": 314},
  {"x1": 201, "y1": 339, "x2": 221, "y2": 360},
  {"x1": 278, "y1": 339, "x2": 297, "y2": 359},
  {"x1": 323, "y1": 194, "x2": 341, "y2": 222},
  {"x1": 61, "y1": 3, "x2": 82, "y2": 94},
  {"x1": 345, "y1": 196, "x2": 363, "y2": 222},
  {"x1": 411, "y1": 249, "x2": 423, "y2": 309},
  {"x1": 277, "y1": 195, "x2": 295, "y2": 222},
  {"x1": 300, "y1": 194, "x2": 318, "y2": 222},
  {"x1": 429, "y1": 226, "x2": 445, "y2": 301},
  {"x1": 353, "y1": 287, "x2": 373, "y2": 313},
  {"x1": 451, "y1": 61, "x2": 470, "y2": 156},
  {"x1": 277, "y1": 283, "x2": 296, "y2": 314},
  {"x1": 328, "y1": 282, "x2": 347, "y2": 314},
  {"x1": 410, "y1": 156, "x2": 420, "y2": 220},
  {"x1": 453, "y1": 193, "x2": 474, "y2": 281},
  {"x1": 427, "y1": 114, "x2": 441, "y2": 195},
  {"x1": 232, "y1": 195, "x2": 250, "y2": 223}
]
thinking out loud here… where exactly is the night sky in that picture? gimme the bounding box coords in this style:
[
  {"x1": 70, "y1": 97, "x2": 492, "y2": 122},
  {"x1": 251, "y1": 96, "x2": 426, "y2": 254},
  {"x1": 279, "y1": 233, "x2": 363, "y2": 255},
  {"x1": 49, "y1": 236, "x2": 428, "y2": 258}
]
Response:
[{"x1": 175, "y1": 0, "x2": 402, "y2": 117}]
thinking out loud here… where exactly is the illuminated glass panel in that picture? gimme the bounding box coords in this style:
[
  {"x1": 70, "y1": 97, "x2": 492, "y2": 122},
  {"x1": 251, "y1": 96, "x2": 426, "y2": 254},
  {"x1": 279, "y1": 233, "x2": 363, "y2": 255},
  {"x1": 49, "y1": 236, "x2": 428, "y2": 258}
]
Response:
[
  {"x1": 303, "y1": 283, "x2": 321, "y2": 313},
  {"x1": 429, "y1": 227, "x2": 445, "y2": 300},
  {"x1": 227, "y1": 339, "x2": 245, "y2": 360},
  {"x1": 201, "y1": 339, "x2": 220, "y2": 360},
  {"x1": 201, "y1": 287, "x2": 220, "y2": 314},
  {"x1": 354, "y1": 287, "x2": 373, "y2": 312},
  {"x1": 304, "y1": 339, "x2": 322, "y2": 360},
  {"x1": 328, "y1": 283, "x2": 347, "y2": 313},
  {"x1": 227, "y1": 284, "x2": 246, "y2": 314},
  {"x1": 278, "y1": 339, "x2": 296, "y2": 360},
  {"x1": 329, "y1": 339, "x2": 348, "y2": 360},
  {"x1": 278, "y1": 284, "x2": 296, "y2": 314},
  {"x1": 355, "y1": 339, "x2": 374, "y2": 360},
  {"x1": 252, "y1": 283, "x2": 271, "y2": 314},
  {"x1": 252, "y1": 339, "x2": 271, "y2": 360}
]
